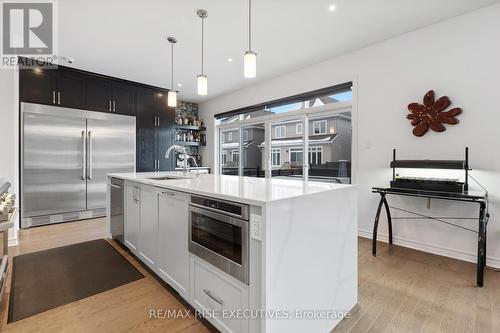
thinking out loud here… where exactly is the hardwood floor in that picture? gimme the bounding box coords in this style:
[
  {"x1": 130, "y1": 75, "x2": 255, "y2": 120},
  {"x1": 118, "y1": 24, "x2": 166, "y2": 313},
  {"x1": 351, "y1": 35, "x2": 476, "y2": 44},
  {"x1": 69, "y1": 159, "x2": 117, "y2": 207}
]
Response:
[
  {"x1": 334, "y1": 238, "x2": 500, "y2": 333},
  {"x1": 0, "y1": 218, "x2": 212, "y2": 333},
  {"x1": 0, "y1": 219, "x2": 498, "y2": 332}
]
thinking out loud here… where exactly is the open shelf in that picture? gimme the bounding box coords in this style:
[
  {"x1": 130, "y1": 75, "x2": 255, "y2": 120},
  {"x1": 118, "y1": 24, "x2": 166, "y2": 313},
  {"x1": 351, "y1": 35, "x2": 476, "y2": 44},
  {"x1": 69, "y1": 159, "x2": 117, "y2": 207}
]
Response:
[
  {"x1": 174, "y1": 125, "x2": 206, "y2": 131},
  {"x1": 174, "y1": 141, "x2": 206, "y2": 147}
]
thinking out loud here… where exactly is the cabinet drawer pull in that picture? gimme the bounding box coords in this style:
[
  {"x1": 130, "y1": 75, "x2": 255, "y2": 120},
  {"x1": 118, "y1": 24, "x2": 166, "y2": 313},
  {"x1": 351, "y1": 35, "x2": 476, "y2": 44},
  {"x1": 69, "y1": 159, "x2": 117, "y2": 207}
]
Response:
[
  {"x1": 57, "y1": 91, "x2": 61, "y2": 105},
  {"x1": 203, "y1": 289, "x2": 223, "y2": 305},
  {"x1": 52, "y1": 91, "x2": 56, "y2": 104},
  {"x1": 113, "y1": 100, "x2": 116, "y2": 112},
  {"x1": 109, "y1": 100, "x2": 112, "y2": 111}
]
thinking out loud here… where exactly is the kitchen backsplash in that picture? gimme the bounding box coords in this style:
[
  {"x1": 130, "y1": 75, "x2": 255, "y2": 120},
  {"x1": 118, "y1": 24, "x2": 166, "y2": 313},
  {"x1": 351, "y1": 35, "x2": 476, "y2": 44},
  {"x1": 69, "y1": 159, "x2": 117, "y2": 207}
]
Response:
[{"x1": 175, "y1": 101, "x2": 199, "y2": 125}]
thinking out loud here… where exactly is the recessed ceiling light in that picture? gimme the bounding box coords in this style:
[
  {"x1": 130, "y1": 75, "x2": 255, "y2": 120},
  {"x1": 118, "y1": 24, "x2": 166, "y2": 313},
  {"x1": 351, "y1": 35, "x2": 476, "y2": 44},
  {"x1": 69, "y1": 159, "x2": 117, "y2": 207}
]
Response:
[
  {"x1": 328, "y1": 4, "x2": 336, "y2": 12},
  {"x1": 227, "y1": 58, "x2": 233, "y2": 62},
  {"x1": 177, "y1": 83, "x2": 182, "y2": 87}
]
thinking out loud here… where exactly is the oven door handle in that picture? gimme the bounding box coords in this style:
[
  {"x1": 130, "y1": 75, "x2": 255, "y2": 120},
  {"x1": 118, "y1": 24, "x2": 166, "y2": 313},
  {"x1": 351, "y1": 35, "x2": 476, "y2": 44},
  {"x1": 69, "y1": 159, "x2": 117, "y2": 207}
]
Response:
[{"x1": 189, "y1": 205, "x2": 246, "y2": 227}]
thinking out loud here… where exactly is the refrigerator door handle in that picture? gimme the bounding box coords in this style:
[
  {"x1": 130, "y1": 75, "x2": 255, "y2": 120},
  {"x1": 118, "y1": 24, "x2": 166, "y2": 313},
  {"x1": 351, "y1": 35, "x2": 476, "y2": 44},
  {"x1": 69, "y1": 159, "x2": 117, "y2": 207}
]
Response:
[
  {"x1": 82, "y1": 131, "x2": 86, "y2": 180},
  {"x1": 88, "y1": 131, "x2": 93, "y2": 180}
]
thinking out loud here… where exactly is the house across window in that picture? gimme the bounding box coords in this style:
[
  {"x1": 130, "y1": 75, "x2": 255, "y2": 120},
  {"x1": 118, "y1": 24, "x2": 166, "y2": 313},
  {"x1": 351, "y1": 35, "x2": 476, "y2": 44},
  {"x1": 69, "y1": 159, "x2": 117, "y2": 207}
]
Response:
[
  {"x1": 275, "y1": 126, "x2": 286, "y2": 138},
  {"x1": 289, "y1": 147, "x2": 303, "y2": 163},
  {"x1": 296, "y1": 123, "x2": 302, "y2": 135},
  {"x1": 308, "y1": 146, "x2": 323, "y2": 165},
  {"x1": 216, "y1": 82, "x2": 352, "y2": 182},
  {"x1": 312, "y1": 120, "x2": 327, "y2": 135},
  {"x1": 221, "y1": 152, "x2": 227, "y2": 165},
  {"x1": 272, "y1": 148, "x2": 281, "y2": 167},
  {"x1": 232, "y1": 150, "x2": 239, "y2": 163}
]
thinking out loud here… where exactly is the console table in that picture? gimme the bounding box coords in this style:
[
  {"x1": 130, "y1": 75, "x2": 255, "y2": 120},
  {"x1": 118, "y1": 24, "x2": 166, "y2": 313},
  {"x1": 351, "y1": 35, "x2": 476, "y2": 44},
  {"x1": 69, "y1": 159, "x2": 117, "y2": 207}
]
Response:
[{"x1": 371, "y1": 187, "x2": 489, "y2": 287}]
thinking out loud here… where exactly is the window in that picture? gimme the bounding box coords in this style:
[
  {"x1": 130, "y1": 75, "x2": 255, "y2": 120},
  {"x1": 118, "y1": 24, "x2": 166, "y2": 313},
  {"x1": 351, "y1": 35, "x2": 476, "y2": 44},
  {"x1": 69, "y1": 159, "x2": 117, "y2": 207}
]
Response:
[
  {"x1": 289, "y1": 147, "x2": 303, "y2": 163},
  {"x1": 296, "y1": 123, "x2": 302, "y2": 135},
  {"x1": 232, "y1": 150, "x2": 239, "y2": 163},
  {"x1": 312, "y1": 120, "x2": 327, "y2": 135},
  {"x1": 271, "y1": 148, "x2": 281, "y2": 167},
  {"x1": 308, "y1": 147, "x2": 323, "y2": 165},
  {"x1": 216, "y1": 82, "x2": 352, "y2": 182},
  {"x1": 275, "y1": 126, "x2": 286, "y2": 138}
]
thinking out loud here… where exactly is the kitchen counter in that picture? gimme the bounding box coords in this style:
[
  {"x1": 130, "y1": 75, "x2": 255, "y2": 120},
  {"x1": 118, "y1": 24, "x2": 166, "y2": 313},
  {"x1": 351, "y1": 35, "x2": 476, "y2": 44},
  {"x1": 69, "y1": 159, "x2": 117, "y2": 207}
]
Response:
[
  {"x1": 108, "y1": 171, "x2": 357, "y2": 333},
  {"x1": 108, "y1": 171, "x2": 352, "y2": 206}
]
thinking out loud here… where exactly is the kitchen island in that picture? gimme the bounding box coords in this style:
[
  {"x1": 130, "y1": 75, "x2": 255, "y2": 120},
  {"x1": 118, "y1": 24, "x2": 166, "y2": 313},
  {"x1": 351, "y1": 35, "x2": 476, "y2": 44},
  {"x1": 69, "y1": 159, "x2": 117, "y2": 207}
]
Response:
[{"x1": 107, "y1": 172, "x2": 357, "y2": 333}]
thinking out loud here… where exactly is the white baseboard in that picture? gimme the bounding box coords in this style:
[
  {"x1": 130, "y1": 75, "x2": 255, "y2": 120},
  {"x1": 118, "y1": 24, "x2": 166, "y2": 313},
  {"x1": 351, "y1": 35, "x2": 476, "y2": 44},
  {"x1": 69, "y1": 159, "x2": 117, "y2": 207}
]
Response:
[{"x1": 358, "y1": 228, "x2": 500, "y2": 269}]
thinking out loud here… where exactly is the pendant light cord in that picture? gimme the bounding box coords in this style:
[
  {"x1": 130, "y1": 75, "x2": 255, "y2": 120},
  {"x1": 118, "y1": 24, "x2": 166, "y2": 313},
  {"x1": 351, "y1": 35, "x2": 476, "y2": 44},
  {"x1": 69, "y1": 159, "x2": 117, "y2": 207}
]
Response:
[
  {"x1": 171, "y1": 42, "x2": 174, "y2": 90},
  {"x1": 201, "y1": 16, "x2": 204, "y2": 75},
  {"x1": 248, "y1": 0, "x2": 252, "y2": 51}
]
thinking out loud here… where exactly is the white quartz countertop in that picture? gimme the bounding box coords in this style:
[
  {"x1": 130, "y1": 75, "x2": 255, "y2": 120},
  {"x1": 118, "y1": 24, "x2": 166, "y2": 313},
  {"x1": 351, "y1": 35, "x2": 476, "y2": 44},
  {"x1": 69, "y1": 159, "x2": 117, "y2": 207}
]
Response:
[{"x1": 108, "y1": 172, "x2": 353, "y2": 205}]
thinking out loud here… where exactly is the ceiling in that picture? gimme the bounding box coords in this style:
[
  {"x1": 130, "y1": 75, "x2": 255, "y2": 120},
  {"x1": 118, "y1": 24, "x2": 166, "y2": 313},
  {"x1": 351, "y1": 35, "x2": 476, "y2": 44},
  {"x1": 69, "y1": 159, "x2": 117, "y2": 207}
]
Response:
[{"x1": 58, "y1": 0, "x2": 499, "y2": 103}]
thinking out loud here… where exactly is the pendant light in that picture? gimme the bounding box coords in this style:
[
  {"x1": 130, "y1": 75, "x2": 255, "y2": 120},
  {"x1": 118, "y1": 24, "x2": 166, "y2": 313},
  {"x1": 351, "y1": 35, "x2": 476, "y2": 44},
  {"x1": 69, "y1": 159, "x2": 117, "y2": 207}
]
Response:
[
  {"x1": 167, "y1": 36, "x2": 178, "y2": 107},
  {"x1": 244, "y1": 0, "x2": 256, "y2": 78},
  {"x1": 197, "y1": 9, "x2": 208, "y2": 96}
]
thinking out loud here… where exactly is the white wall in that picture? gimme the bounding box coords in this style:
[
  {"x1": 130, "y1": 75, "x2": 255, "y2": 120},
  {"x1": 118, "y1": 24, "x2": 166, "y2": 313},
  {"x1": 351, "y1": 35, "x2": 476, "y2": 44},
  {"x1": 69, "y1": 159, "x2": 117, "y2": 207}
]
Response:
[
  {"x1": 200, "y1": 4, "x2": 500, "y2": 268},
  {"x1": 0, "y1": 69, "x2": 19, "y2": 244}
]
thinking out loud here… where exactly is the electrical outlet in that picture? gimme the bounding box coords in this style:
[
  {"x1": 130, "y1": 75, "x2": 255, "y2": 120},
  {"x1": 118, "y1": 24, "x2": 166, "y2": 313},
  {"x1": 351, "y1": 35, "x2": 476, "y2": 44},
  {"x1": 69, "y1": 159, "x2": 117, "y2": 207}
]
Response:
[{"x1": 250, "y1": 214, "x2": 261, "y2": 240}]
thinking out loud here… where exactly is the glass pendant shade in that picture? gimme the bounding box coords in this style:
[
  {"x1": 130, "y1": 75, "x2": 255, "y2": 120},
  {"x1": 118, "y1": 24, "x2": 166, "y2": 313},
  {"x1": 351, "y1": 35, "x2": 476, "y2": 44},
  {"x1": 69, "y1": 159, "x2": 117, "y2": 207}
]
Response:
[
  {"x1": 197, "y1": 75, "x2": 208, "y2": 95},
  {"x1": 167, "y1": 91, "x2": 177, "y2": 107},
  {"x1": 244, "y1": 51, "x2": 257, "y2": 78}
]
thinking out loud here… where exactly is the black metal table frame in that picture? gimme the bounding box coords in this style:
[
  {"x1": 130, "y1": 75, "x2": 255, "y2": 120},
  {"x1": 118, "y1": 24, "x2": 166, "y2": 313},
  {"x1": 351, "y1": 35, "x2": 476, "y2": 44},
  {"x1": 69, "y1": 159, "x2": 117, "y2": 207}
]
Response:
[{"x1": 371, "y1": 187, "x2": 489, "y2": 287}]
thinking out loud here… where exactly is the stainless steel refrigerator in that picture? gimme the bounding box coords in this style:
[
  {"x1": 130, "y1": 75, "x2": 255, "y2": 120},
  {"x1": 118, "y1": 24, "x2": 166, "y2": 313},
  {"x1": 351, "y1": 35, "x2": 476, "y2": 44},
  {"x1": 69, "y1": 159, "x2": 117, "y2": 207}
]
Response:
[{"x1": 21, "y1": 102, "x2": 135, "y2": 228}]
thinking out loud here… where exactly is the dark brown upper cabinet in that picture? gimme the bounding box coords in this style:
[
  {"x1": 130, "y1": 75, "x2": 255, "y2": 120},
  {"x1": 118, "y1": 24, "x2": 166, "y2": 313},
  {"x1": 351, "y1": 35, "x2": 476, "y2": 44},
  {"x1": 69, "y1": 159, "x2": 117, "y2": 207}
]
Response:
[
  {"x1": 57, "y1": 68, "x2": 85, "y2": 109},
  {"x1": 20, "y1": 65, "x2": 85, "y2": 109},
  {"x1": 85, "y1": 77, "x2": 136, "y2": 115},
  {"x1": 20, "y1": 64, "x2": 58, "y2": 106},
  {"x1": 112, "y1": 82, "x2": 135, "y2": 116},
  {"x1": 155, "y1": 92, "x2": 175, "y2": 128},
  {"x1": 85, "y1": 76, "x2": 112, "y2": 112}
]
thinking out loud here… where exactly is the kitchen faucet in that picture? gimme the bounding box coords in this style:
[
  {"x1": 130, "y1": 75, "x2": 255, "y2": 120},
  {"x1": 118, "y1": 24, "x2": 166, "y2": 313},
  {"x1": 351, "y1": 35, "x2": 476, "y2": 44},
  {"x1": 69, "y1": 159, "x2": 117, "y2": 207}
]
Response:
[{"x1": 165, "y1": 145, "x2": 199, "y2": 175}]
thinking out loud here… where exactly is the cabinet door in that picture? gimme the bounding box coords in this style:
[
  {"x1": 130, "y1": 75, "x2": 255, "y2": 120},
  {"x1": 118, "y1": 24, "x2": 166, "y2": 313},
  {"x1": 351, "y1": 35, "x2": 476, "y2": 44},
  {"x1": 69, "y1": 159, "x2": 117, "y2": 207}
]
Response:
[
  {"x1": 112, "y1": 82, "x2": 135, "y2": 116},
  {"x1": 138, "y1": 185, "x2": 158, "y2": 269},
  {"x1": 158, "y1": 191, "x2": 189, "y2": 297},
  {"x1": 85, "y1": 77, "x2": 111, "y2": 112},
  {"x1": 136, "y1": 88, "x2": 156, "y2": 172},
  {"x1": 155, "y1": 91, "x2": 174, "y2": 128},
  {"x1": 57, "y1": 68, "x2": 85, "y2": 109},
  {"x1": 156, "y1": 128, "x2": 175, "y2": 171},
  {"x1": 20, "y1": 66, "x2": 58, "y2": 105},
  {"x1": 124, "y1": 184, "x2": 140, "y2": 253}
]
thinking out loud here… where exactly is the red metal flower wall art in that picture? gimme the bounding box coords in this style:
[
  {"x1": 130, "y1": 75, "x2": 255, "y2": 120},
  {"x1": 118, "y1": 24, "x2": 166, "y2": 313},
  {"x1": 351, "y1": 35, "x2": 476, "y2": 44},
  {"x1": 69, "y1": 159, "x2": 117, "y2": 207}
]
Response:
[{"x1": 406, "y1": 90, "x2": 462, "y2": 137}]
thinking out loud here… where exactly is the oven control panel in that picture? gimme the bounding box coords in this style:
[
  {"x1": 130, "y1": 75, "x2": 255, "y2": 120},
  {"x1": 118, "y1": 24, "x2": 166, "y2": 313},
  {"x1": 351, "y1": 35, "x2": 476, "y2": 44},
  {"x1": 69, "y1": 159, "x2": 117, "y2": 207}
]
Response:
[{"x1": 190, "y1": 195, "x2": 249, "y2": 220}]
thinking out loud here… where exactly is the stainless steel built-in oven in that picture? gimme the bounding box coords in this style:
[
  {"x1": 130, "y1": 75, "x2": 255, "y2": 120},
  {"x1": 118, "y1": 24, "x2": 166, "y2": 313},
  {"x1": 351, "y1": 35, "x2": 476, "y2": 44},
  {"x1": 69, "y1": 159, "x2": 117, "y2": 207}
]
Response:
[{"x1": 189, "y1": 195, "x2": 249, "y2": 284}]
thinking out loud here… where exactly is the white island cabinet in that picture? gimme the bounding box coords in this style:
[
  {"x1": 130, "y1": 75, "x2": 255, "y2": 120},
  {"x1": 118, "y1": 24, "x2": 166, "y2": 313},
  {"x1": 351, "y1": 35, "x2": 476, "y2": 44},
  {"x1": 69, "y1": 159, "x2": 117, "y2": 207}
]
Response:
[
  {"x1": 109, "y1": 172, "x2": 357, "y2": 333},
  {"x1": 137, "y1": 184, "x2": 158, "y2": 269},
  {"x1": 158, "y1": 190, "x2": 190, "y2": 298}
]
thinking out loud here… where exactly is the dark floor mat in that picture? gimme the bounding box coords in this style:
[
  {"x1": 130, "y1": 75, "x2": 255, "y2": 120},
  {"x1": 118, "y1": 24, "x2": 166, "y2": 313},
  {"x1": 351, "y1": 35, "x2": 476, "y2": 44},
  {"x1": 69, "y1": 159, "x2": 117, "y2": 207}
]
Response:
[{"x1": 8, "y1": 239, "x2": 144, "y2": 322}]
